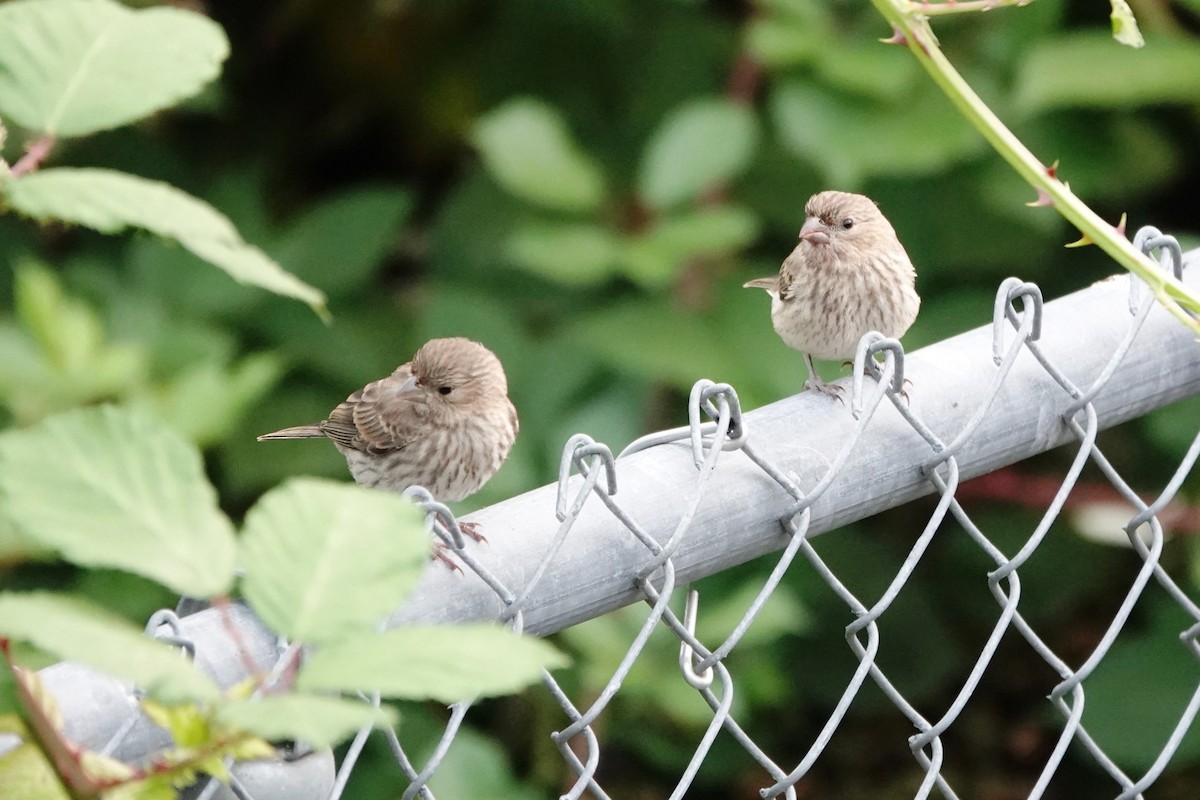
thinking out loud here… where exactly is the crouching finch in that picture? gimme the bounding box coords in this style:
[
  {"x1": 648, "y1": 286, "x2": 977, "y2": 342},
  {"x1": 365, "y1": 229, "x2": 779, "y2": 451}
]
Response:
[{"x1": 258, "y1": 337, "x2": 518, "y2": 504}]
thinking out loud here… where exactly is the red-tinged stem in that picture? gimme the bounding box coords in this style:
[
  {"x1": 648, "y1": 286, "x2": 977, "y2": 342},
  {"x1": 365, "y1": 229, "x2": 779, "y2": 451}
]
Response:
[
  {"x1": 7, "y1": 661, "x2": 98, "y2": 798},
  {"x1": 212, "y1": 595, "x2": 268, "y2": 689},
  {"x1": 10, "y1": 135, "x2": 55, "y2": 177},
  {"x1": 726, "y1": 52, "x2": 763, "y2": 106}
]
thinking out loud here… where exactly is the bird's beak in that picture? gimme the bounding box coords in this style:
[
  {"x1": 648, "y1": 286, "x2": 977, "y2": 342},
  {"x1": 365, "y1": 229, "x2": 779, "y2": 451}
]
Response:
[
  {"x1": 743, "y1": 276, "x2": 778, "y2": 292},
  {"x1": 798, "y1": 217, "x2": 829, "y2": 246},
  {"x1": 396, "y1": 375, "x2": 421, "y2": 394}
]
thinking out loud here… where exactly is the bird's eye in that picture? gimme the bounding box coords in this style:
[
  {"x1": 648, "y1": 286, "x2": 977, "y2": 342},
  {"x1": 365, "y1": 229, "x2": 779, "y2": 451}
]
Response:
[
  {"x1": 841, "y1": 218, "x2": 854, "y2": 229},
  {"x1": 437, "y1": 386, "x2": 453, "y2": 395}
]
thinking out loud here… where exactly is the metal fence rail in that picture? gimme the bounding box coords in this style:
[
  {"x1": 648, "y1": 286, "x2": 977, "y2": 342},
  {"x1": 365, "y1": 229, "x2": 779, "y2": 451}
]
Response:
[{"x1": 25, "y1": 230, "x2": 1200, "y2": 799}]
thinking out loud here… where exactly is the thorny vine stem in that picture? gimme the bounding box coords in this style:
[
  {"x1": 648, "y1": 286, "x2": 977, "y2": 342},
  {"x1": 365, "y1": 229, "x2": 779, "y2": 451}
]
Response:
[{"x1": 868, "y1": 0, "x2": 1200, "y2": 334}]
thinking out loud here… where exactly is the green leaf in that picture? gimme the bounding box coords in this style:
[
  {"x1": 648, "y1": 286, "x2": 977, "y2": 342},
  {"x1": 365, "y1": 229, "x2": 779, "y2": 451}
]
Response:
[
  {"x1": 0, "y1": 592, "x2": 218, "y2": 703},
  {"x1": 770, "y1": 81, "x2": 981, "y2": 186},
  {"x1": 1014, "y1": 114, "x2": 1180, "y2": 204},
  {"x1": 1015, "y1": 34, "x2": 1200, "y2": 111},
  {"x1": 696, "y1": 580, "x2": 811, "y2": 647},
  {"x1": 638, "y1": 98, "x2": 759, "y2": 211},
  {"x1": 541, "y1": 378, "x2": 652, "y2": 474},
  {"x1": 567, "y1": 299, "x2": 747, "y2": 392},
  {"x1": 743, "y1": 16, "x2": 824, "y2": 69},
  {"x1": 216, "y1": 694, "x2": 396, "y2": 750},
  {"x1": 72, "y1": 571, "x2": 178, "y2": 627},
  {"x1": 1082, "y1": 598, "x2": 1200, "y2": 770},
  {"x1": 427, "y1": 726, "x2": 542, "y2": 800},
  {"x1": 0, "y1": 406, "x2": 236, "y2": 597},
  {"x1": 216, "y1": 387, "x2": 352, "y2": 496},
  {"x1": 560, "y1": 605, "x2": 718, "y2": 730},
  {"x1": 0, "y1": 0, "x2": 228, "y2": 136},
  {"x1": 1109, "y1": 0, "x2": 1144, "y2": 48},
  {"x1": 127, "y1": 353, "x2": 285, "y2": 447},
  {"x1": 428, "y1": 172, "x2": 527, "y2": 277},
  {"x1": 708, "y1": 270, "x2": 811, "y2": 404},
  {"x1": 0, "y1": 263, "x2": 145, "y2": 425},
  {"x1": 2, "y1": 169, "x2": 328, "y2": 316},
  {"x1": 270, "y1": 185, "x2": 412, "y2": 300},
  {"x1": 1143, "y1": 394, "x2": 1200, "y2": 463},
  {"x1": 0, "y1": 715, "x2": 70, "y2": 800},
  {"x1": 238, "y1": 478, "x2": 430, "y2": 643},
  {"x1": 101, "y1": 777, "x2": 176, "y2": 800},
  {"x1": 140, "y1": 699, "x2": 212, "y2": 749},
  {"x1": 297, "y1": 625, "x2": 567, "y2": 703},
  {"x1": 503, "y1": 222, "x2": 622, "y2": 286},
  {"x1": 15, "y1": 262, "x2": 103, "y2": 374},
  {"x1": 813, "y1": 41, "x2": 917, "y2": 101},
  {"x1": 472, "y1": 98, "x2": 605, "y2": 213},
  {"x1": 620, "y1": 206, "x2": 760, "y2": 288},
  {"x1": 0, "y1": 507, "x2": 52, "y2": 564}
]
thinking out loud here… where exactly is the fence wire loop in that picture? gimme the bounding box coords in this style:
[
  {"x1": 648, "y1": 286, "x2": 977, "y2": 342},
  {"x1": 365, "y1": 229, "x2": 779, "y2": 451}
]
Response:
[
  {"x1": 556, "y1": 433, "x2": 617, "y2": 520},
  {"x1": 689, "y1": 380, "x2": 746, "y2": 468},
  {"x1": 992, "y1": 278, "x2": 1044, "y2": 363},
  {"x1": 146, "y1": 608, "x2": 196, "y2": 660},
  {"x1": 403, "y1": 486, "x2": 465, "y2": 550},
  {"x1": 677, "y1": 589, "x2": 715, "y2": 690},
  {"x1": 1129, "y1": 225, "x2": 1189, "y2": 317},
  {"x1": 851, "y1": 332, "x2": 904, "y2": 418},
  {"x1": 1135, "y1": 226, "x2": 1184, "y2": 280}
]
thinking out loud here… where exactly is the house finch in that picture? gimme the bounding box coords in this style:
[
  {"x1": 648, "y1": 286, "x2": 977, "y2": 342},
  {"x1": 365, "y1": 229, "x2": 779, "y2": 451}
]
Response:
[
  {"x1": 744, "y1": 190, "x2": 919, "y2": 397},
  {"x1": 258, "y1": 337, "x2": 518, "y2": 504}
]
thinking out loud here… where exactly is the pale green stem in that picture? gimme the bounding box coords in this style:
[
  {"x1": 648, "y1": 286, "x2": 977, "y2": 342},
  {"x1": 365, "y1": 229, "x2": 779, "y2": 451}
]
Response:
[{"x1": 869, "y1": 0, "x2": 1200, "y2": 333}]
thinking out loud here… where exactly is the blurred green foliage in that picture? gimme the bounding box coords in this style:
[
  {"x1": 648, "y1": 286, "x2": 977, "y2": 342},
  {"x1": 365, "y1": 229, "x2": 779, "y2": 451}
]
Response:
[{"x1": 3, "y1": 0, "x2": 1200, "y2": 796}]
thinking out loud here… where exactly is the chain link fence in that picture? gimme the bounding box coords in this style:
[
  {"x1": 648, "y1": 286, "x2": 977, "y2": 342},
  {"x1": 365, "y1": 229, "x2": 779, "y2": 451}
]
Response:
[{"x1": 23, "y1": 228, "x2": 1200, "y2": 799}]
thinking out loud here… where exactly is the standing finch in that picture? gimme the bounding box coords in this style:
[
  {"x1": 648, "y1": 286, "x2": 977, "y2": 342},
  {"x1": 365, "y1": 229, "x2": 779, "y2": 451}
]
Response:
[
  {"x1": 744, "y1": 190, "x2": 920, "y2": 397},
  {"x1": 258, "y1": 337, "x2": 518, "y2": 504}
]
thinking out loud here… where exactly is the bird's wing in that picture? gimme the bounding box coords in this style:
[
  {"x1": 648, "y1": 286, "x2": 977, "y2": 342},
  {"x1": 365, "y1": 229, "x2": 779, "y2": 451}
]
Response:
[
  {"x1": 319, "y1": 398, "x2": 364, "y2": 450},
  {"x1": 322, "y1": 362, "x2": 423, "y2": 453},
  {"x1": 776, "y1": 247, "x2": 803, "y2": 302}
]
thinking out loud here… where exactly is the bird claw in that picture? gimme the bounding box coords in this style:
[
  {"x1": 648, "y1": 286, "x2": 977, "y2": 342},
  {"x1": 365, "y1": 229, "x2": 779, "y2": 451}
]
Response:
[
  {"x1": 847, "y1": 360, "x2": 912, "y2": 404},
  {"x1": 432, "y1": 543, "x2": 464, "y2": 573},
  {"x1": 805, "y1": 377, "x2": 845, "y2": 405},
  {"x1": 458, "y1": 521, "x2": 487, "y2": 544},
  {"x1": 431, "y1": 522, "x2": 487, "y2": 572}
]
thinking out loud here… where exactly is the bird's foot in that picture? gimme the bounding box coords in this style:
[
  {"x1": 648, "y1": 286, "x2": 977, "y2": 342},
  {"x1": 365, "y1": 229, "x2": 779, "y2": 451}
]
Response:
[
  {"x1": 431, "y1": 522, "x2": 486, "y2": 572},
  {"x1": 804, "y1": 376, "x2": 845, "y2": 404},
  {"x1": 842, "y1": 360, "x2": 912, "y2": 403},
  {"x1": 433, "y1": 542, "x2": 464, "y2": 573},
  {"x1": 458, "y1": 521, "x2": 487, "y2": 544}
]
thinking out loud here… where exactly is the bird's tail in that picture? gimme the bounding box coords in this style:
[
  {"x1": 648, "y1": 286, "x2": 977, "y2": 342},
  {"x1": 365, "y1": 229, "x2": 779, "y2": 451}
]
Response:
[
  {"x1": 743, "y1": 276, "x2": 778, "y2": 291},
  {"x1": 257, "y1": 425, "x2": 325, "y2": 441}
]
